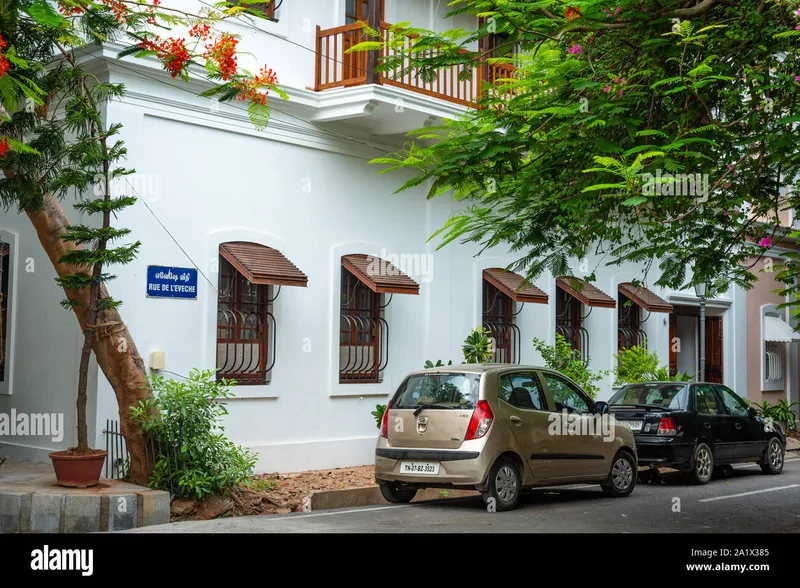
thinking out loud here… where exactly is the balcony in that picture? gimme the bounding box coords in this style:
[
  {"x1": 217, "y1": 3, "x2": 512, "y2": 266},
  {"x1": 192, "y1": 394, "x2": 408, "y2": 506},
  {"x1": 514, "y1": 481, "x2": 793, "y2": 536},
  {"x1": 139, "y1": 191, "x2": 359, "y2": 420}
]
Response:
[{"x1": 311, "y1": 21, "x2": 516, "y2": 128}]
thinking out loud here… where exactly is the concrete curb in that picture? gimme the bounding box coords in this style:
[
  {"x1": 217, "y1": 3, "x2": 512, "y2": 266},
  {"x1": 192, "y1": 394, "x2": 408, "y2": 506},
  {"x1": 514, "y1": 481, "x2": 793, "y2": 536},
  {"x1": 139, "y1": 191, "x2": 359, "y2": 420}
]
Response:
[
  {"x1": 309, "y1": 486, "x2": 479, "y2": 511},
  {"x1": 0, "y1": 459, "x2": 169, "y2": 533}
]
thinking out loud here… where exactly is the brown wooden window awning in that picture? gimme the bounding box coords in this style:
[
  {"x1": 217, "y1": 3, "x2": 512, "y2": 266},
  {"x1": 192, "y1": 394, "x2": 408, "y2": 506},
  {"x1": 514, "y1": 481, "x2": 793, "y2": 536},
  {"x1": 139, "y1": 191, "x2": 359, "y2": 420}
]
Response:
[
  {"x1": 556, "y1": 276, "x2": 616, "y2": 308},
  {"x1": 618, "y1": 282, "x2": 673, "y2": 313},
  {"x1": 219, "y1": 242, "x2": 308, "y2": 287},
  {"x1": 483, "y1": 268, "x2": 548, "y2": 304},
  {"x1": 341, "y1": 254, "x2": 420, "y2": 295}
]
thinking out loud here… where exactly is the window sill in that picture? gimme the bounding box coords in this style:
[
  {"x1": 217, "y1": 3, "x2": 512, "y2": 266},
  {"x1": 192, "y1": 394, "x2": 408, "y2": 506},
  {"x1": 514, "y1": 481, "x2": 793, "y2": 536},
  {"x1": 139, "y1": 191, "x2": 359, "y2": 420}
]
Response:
[
  {"x1": 226, "y1": 385, "x2": 279, "y2": 399},
  {"x1": 330, "y1": 380, "x2": 393, "y2": 398}
]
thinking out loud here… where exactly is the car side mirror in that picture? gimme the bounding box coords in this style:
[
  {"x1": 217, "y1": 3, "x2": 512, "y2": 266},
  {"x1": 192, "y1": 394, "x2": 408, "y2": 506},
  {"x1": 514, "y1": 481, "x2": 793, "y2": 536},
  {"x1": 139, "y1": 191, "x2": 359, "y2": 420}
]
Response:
[{"x1": 595, "y1": 401, "x2": 609, "y2": 415}]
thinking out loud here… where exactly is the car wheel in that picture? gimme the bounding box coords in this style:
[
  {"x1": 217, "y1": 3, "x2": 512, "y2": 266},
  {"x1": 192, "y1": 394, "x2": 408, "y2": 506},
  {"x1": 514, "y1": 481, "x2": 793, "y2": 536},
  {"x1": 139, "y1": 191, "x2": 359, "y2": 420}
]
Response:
[
  {"x1": 760, "y1": 438, "x2": 785, "y2": 475},
  {"x1": 683, "y1": 443, "x2": 713, "y2": 485},
  {"x1": 481, "y1": 457, "x2": 521, "y2": 512},
  {"x1": 379, "y1": 482, "x2": 417, "y2": 504},
  {"x1": 601, "y1": 450, "x2": 637, "y2": 497}
]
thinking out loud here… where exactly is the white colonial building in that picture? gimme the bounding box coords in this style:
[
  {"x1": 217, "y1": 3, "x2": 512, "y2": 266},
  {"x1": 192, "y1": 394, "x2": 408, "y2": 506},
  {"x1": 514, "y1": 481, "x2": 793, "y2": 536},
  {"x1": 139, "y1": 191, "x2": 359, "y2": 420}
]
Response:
[{"x1": 3, "y1": 0, "x2": 794, "y2": 475}]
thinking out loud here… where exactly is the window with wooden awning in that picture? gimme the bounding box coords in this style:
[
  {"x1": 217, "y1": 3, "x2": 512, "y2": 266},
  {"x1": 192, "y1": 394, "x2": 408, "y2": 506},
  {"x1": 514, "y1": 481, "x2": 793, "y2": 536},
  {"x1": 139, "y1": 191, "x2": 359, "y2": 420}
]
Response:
[
  {"x1": 340, "y1": 254, "x2": 420, "y2": 384},
  {"x1": 482, "y1": 268, "x2": 548, "y2": 364},
  {"x1": 555, "y1": 277, "x2": 615, "y2": 365},
  {"x1": 216, "y1": 242, "x2": 308, "y2": 385},
  {"x1": 617, "y1": 282, "x2": 673, "y2": 351}
]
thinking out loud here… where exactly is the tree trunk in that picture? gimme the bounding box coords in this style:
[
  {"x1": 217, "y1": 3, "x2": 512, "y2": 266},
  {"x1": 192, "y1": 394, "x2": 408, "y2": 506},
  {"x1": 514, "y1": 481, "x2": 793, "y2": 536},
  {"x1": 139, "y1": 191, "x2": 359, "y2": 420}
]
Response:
[{"x1": 25, "y1": 193, "x2": 151, "y2": 485}]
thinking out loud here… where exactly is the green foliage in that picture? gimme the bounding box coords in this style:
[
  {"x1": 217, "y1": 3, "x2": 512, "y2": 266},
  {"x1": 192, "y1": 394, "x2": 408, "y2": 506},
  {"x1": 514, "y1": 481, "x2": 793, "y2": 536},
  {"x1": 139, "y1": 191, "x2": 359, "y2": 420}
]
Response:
[
  {"x1": 371, "y1": 403, "x2": 386, "y2": 428},
  {"x1": 462, "y1": 326, "x2": 494, "y2": 363},
  {"x1": 245, "y1": 475, "x2": 278, "y2": 492},
  {"x1": 755, "y1": 399, "x2": 800, "y2": 432},
  {"x1": 424, "y1": 359, "x2": 453, "y2": 368},
  {"x1": 533, "y1": 334, "x2": 609, "y2": 398},
  {"x1": 131, "y1": 369, "x2": 258, "y2": 499},
  {"x1": 362, "y1": 0, "x2": 800, "y2": 299},
  {"x1": 614, "y1": 346, "x2": 692, "y2": 385}
]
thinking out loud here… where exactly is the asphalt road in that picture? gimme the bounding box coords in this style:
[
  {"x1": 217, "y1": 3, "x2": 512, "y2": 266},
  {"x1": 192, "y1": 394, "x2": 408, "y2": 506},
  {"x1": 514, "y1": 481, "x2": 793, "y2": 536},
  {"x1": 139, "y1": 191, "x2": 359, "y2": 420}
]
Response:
[{"x1": 130, "y1": 453, "x2": 800, "y2": 533}]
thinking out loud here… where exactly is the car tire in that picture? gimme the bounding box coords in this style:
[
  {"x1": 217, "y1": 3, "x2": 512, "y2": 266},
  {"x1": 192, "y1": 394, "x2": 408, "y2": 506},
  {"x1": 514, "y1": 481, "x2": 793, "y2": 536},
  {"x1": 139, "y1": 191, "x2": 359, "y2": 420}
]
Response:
[
  {"x1": 379, "y1": 482, "x2": 417, "y2": 504},
  {"x1": 601, "y1": 450, "x2": 637, "y2": 497},
  {"x1": 481, "y1": 457, "x2": 521, "y2": 512},
  {"x1": 760, "y1": 438, "x2": 785, "y2": 475},
  {"x1": 683, "y1": 442, "x2": 714, "y2": 485}
]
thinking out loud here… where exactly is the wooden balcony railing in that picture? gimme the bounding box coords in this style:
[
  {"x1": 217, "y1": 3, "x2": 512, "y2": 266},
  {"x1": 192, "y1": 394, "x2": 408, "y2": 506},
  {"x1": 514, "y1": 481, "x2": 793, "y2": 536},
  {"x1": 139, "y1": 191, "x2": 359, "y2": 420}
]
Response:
[{"x1": 313, "y1": 22, "x2": 519, "y2": 107}]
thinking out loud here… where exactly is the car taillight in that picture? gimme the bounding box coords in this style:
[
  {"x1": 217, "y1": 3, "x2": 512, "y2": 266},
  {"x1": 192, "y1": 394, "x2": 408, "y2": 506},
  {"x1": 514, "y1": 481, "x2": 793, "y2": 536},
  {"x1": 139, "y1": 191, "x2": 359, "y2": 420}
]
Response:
[
  {"x1": 380, "y1": 402, "x2": 390, "y2": 439},
  {"x1": 465, "y1": 400, "x2": 493, "y2": 440},
  {"x1": 657, "y1": 416, "x2": 677, "y2": 436}
]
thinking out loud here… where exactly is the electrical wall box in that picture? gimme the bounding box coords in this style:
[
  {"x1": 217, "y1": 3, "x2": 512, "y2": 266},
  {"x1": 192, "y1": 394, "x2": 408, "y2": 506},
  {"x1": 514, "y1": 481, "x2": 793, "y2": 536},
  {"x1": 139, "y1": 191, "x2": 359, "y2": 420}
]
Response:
[{"x1": 149, "y1": 351, "x2": 165, "y2": 371}]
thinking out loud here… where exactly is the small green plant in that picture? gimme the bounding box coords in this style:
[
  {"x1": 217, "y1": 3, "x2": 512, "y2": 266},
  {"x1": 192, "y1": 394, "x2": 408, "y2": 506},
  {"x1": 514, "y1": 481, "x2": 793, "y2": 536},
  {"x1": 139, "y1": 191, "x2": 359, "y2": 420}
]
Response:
[
  {"x1": 614, "y1": 345, "x2": 692, "y2": 385},
  {"x1": 246, "y1": 475, "x2": 278, "y2": 492},
  {"x1": 371, "y1": 404, "x2": 387, "y2": 428},
  {"x1": 755, "y1": 399, "x2": 799, "y2": 432},
  {"x1": 533, "y1": 334, "x2": 609, "y2": 398},
  {"x1": 439, "y1": 490, "x2": 449, "y2": 498},
  {"x1": 131, "y1": 369, "x2": 258, "y2": 499},
  {"x1": 424, "y1": 359, "x2": 453, "y2": 368},
  {"x1": 463, "y1": 327, "x2": 494, "y2": 363}
]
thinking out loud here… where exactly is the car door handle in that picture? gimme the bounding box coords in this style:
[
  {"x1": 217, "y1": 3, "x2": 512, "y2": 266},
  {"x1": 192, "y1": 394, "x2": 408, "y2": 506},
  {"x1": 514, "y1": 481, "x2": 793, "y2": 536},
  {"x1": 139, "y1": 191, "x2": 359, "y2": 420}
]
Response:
[
  {"x1": 704, "y1": 422, "x2": 711, "y2": 429},
  {"x1": 509, "y1": 416, "x2": 522, "y2": 425}
]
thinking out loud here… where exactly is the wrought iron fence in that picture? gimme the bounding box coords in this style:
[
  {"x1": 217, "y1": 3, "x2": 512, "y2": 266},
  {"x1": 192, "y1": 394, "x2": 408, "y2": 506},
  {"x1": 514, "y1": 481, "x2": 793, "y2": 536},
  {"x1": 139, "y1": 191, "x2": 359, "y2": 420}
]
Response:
[{"x1": 103, "y1": 419, "x2": 129, "y2": 480}]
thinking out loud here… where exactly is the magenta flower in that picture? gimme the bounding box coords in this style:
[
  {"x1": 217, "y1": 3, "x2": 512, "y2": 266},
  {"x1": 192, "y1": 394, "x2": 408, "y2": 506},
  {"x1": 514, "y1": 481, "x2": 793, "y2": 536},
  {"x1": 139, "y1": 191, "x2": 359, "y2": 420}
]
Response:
[
  {"x1": 567, "y1": 44, "x2": 582, "y2": 55},
  {"x1": 603, "y1": 85, "x2": 612, "y2": 92},
  {"x1": 795, "y1": 75, "x2": 800, "y2": 82},
  {"x1": 758, "y1": 237, "x2": 772, "y2": 248}
]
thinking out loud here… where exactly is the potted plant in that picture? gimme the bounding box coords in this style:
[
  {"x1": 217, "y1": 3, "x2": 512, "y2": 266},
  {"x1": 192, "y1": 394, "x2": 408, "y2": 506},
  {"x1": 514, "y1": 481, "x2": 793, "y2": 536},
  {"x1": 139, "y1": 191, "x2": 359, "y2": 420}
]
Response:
[{"x1": 47, "y1": 93, "x2": 140, "y2": 487}]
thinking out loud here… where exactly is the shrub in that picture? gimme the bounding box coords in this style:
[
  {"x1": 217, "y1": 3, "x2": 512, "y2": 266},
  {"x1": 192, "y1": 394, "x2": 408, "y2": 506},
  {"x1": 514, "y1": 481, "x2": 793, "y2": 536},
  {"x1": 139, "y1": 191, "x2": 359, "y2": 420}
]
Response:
[
  {"x1": 532, "y1": 334, "x2": 608, "y2": 398},
  {"x1": 371, "y1": 404, "x2": 386, "y2": 428},
  {"x1": 754, "y1": 399, "x2": 799, "y2": 432},
  {"x1": 462, "y1": 326, "x2": 494, "y2": 364},
  {"x1": 614, "y1": 345, "x2": 692, "y2": 385},
  {"x1": 131, "y1": 369, "x2": 258, "y2": 499}
]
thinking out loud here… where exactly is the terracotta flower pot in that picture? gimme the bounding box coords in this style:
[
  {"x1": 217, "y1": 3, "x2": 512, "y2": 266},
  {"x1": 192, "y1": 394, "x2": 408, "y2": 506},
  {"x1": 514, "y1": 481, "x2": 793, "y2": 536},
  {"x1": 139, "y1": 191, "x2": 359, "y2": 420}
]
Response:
[{"x1": 49, "y1": 450, "x2": 108, "y2": 488}]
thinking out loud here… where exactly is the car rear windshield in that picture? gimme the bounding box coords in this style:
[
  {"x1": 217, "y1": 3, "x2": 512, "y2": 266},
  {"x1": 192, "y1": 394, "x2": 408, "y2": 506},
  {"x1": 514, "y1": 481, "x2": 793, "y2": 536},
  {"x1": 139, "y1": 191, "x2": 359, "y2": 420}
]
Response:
[
  {"x1": 608, "y1": 383, "x2": 689, "y2": 410},
  {"x1": 392, "y1": 372, "x2": 481, "y2": 410}
]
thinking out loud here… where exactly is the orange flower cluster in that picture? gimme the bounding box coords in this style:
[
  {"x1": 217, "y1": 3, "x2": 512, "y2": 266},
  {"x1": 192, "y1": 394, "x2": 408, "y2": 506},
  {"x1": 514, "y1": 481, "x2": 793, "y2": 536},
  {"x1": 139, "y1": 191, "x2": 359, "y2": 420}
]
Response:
[
  {"x1": 0, "y1": 35, "x2": 8, "y2": 79},
  {"x1": 189, "y1": 23, "x2": 212, "y2": 41},
  {"x1": 140, "y1": 37, "x2": 191, "y2": 78},
  {"x1": 58, "y1": 1, "x2": 85, "y2": 16},
  {"x1": 0, "y1": 137, "x2": 10, "y2": 158},
  {"x1": 101, "y1": 0, "x2": 130, "y2": 23},
  {"x1": 204, "y1": 34, "x2": 238, "y2": 81},
  {"x1": 234, "y1": 66, "x2": 279, "y2": 106},
  {"x1": 566, "y1": 6, "x2": 581, "y2": 21}
]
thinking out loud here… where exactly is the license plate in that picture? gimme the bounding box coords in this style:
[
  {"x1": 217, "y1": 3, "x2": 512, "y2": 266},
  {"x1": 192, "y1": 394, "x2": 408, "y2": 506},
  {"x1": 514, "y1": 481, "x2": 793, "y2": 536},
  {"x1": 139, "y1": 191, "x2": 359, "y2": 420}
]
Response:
[
  {"x1": 618, "y1": 420, "x2": 643, "y2": 432},
  {"x1": 400, "y1": 462, "x2": 440, "y2": 475}
]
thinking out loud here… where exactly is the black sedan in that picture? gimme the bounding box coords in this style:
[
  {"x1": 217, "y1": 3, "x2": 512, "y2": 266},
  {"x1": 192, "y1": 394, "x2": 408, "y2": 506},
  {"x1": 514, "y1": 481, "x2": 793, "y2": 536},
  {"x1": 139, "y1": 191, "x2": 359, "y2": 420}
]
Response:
[{"x1": 607, "y1": 381, "x2": 786, "y2": 484}]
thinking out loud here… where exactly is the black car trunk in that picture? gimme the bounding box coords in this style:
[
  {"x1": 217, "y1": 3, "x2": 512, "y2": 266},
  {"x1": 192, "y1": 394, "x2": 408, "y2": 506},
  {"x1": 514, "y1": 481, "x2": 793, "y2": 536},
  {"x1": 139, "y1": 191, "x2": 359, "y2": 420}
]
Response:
[{"x1": 609, "y1": 405, "x2": 671, "y2": 435}]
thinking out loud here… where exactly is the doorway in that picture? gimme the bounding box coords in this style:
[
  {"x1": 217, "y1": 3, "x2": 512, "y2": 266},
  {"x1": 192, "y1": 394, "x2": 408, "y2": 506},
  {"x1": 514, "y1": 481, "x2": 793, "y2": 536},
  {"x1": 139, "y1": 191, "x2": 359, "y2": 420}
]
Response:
[{"x1": 669, "y1": 305, "x2": 724, "y2": 383}]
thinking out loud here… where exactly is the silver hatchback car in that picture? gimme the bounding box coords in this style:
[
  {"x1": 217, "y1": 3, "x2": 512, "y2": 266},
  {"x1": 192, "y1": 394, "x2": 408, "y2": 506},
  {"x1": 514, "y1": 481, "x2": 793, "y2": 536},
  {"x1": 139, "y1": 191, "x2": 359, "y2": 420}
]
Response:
[{"x1": 375, "y1": 364, "x2": 637, "y2": 511}]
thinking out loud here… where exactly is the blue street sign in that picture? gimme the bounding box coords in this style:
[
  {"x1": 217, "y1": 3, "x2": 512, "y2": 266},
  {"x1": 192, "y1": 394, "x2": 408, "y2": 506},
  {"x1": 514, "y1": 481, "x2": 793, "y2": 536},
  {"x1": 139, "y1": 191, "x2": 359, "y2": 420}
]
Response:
[{"x1": 146, "y1": 266, "x2": 198, "y2": 299}]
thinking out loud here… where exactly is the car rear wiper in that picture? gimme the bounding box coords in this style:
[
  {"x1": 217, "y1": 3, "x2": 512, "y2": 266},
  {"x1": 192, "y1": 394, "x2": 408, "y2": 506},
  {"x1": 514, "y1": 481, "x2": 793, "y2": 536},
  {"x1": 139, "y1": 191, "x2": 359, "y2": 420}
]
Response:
[{"x1": 413, "y1": 404, "x2": 457, "y2": 416}]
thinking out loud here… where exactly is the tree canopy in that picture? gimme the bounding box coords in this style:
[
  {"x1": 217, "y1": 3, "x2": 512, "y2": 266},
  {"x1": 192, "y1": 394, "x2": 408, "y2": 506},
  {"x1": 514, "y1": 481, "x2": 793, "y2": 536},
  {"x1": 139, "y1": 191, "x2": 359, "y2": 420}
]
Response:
[{"x1": 367, "y1": 0, "x2": 799, "y2": 300}]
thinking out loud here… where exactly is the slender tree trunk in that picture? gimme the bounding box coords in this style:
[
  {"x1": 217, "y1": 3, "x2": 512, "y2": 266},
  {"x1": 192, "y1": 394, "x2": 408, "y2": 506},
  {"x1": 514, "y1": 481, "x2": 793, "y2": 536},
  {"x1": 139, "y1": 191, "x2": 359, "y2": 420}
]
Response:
[{"x1": 25, "y1": 193, "x2": 151, "y2": 484}]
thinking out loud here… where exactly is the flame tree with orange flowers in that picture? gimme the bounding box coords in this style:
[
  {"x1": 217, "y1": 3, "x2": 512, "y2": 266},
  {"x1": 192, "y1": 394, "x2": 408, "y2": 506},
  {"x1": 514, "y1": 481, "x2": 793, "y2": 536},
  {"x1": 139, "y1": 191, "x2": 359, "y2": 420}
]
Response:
[{"x1": 0, "y1": 0, "x2": 283, "y2": 485}]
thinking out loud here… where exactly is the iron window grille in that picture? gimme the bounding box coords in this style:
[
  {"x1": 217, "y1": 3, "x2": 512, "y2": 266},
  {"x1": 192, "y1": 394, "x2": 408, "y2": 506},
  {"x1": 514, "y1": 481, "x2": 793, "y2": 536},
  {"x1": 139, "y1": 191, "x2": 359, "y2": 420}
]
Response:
[
  {"x1": 482, "y1": 279, "x2": 520, "y2": 364},
  {"x1": 617, "y1": 292, "x2": 647, "y2": 350},
  {"x1": 216, "y1": 255, "x2": 277, "y2": 385},
  {"x1": 765, "y1": 341, "x2": 783, "y2": 382},
  {"x1": 555, "y1": 287, "x2": 589, "y2": 366},
  {"x1": 340, "y1": 266, "x2": 388, "y2": 383},
  {"x1": 0, "y1": 241, "x2": 9, "y2": 382}
]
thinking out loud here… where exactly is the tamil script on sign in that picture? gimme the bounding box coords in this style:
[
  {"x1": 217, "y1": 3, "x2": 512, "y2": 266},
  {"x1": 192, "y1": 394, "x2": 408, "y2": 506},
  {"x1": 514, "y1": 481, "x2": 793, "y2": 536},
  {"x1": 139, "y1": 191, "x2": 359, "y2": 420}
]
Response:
[{"x1": 146, "y1": 265, "x2": 199, "y2": 299}]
